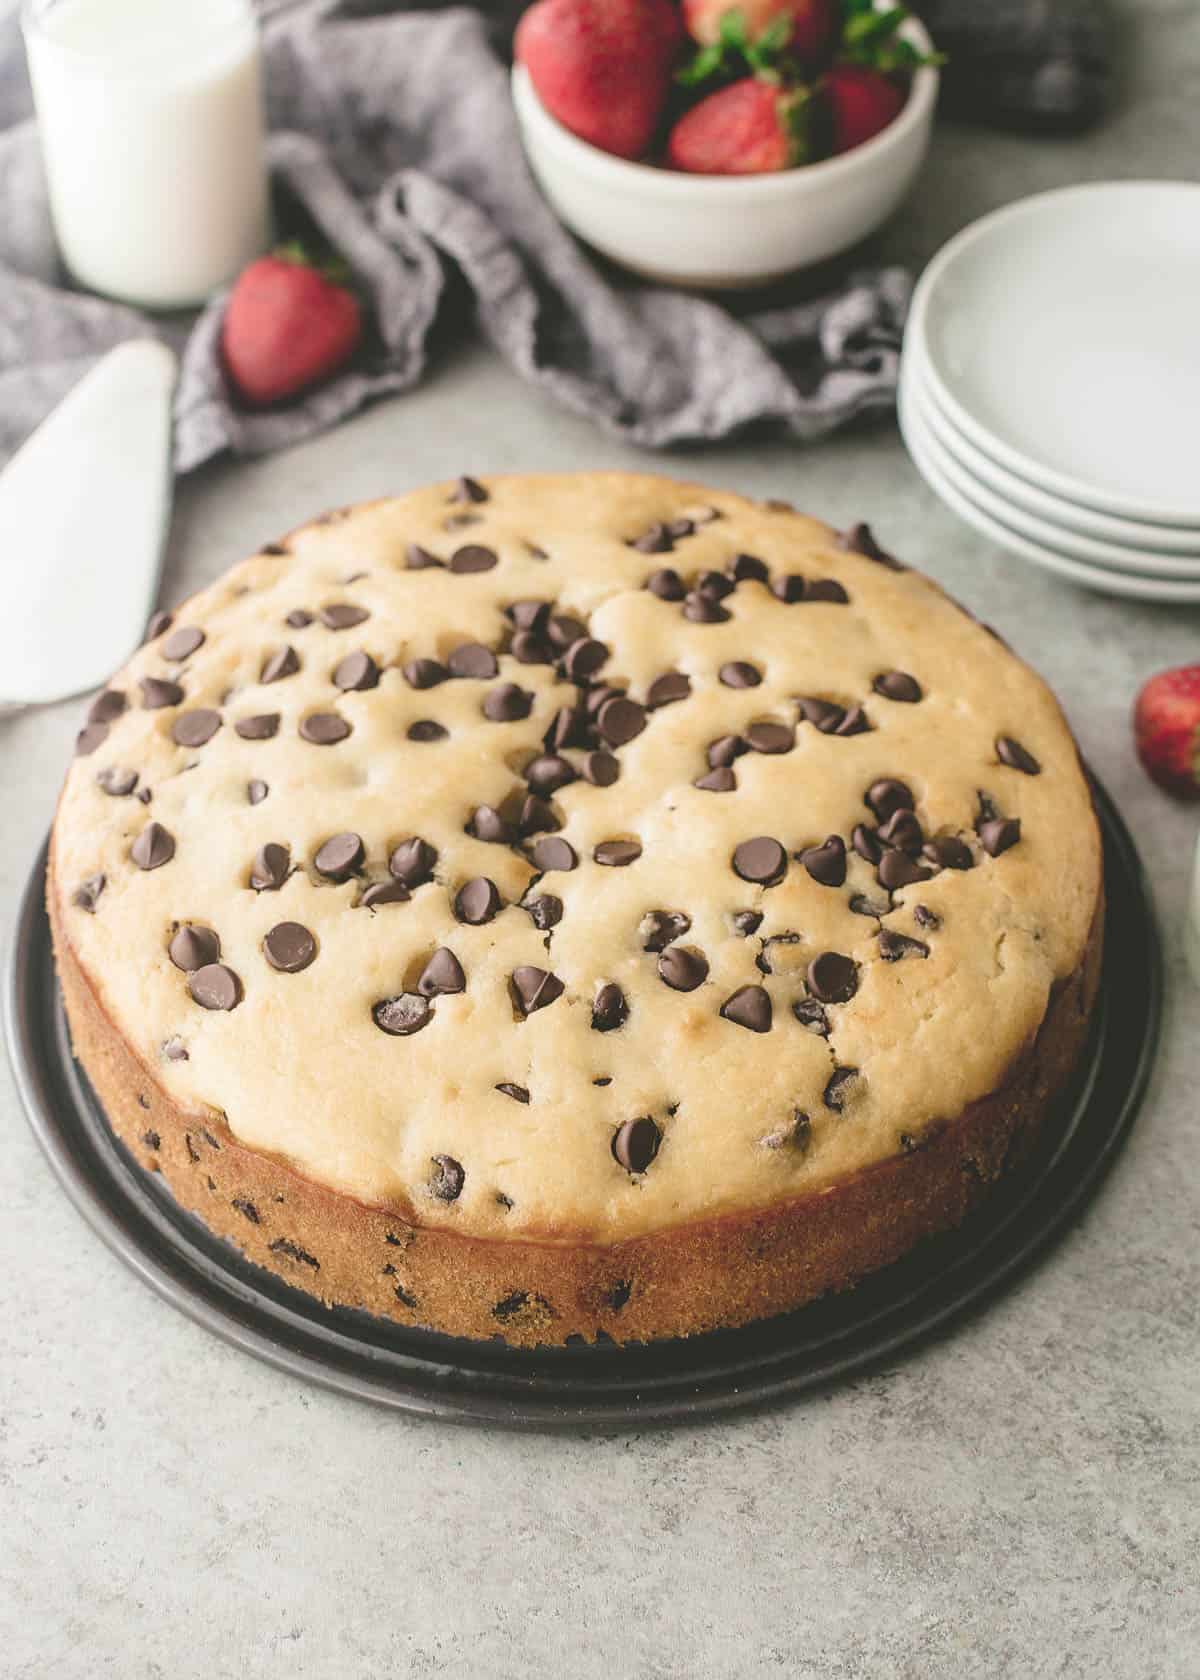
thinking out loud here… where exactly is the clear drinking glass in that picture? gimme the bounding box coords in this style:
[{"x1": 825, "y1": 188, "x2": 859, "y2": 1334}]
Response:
[{"x1": 22, "y1": 0, "x2": 270, "y2": 310}]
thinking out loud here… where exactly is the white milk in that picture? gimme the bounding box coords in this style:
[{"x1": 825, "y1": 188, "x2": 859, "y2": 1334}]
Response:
[{"x1": 23, "y1": 0, "x2": 270, "y2": 309}]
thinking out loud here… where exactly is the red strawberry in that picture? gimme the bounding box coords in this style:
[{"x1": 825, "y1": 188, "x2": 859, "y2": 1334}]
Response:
[
  {"x1": 681, "y1": 0, "x2": 836, "y2": 65},
  {"x1": 1133, "y1": 664, "x2": 1200, "y2": 799},
  {"x1": 515, "y1": 0, "x2": 683, "y2": 161},
  {"x1": 222, "y1": 246, "x2": 362, "y2": 408},
  {"x1": 823, "y1": 64, "x2": 905, "y2": 154},
  {"x1": 667, "y1": 77, "x2": 811, "y2": 174}
]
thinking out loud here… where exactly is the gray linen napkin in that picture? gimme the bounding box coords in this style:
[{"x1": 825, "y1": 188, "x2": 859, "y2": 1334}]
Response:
[{"x1": 0, "y1": 2, "x2": 911, "y2": 473}]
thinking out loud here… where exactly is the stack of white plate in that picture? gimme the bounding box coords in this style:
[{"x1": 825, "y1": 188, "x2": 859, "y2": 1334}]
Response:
[{"x1": 899, "y1": 181, "x2": 1200, "y2": 603}]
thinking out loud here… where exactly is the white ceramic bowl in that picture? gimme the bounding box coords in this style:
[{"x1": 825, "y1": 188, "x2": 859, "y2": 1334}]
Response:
[{"x1": 511, "y1": 23, "x2": 938, "y2": 291}]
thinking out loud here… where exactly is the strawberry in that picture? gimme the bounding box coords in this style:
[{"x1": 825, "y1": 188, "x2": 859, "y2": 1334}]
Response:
[
  {"x1": 1133, "y1": 664, "x2": 1200, "y2": 799},
  {"x1": 222, "y1": 245, "x2": 362, "y2": 408},
  {"x1": 681, "y1": 0, "x2": 836, "y2": 65},
  {"x1": 822, "y1": 63, "x2": 905, "y2": 152},
  {"x1": 515, "y1": 0, "x2": 683, "y2": 161},
  {"x1": 667, "y1": 77, "x2": 813, "y2": 174}
]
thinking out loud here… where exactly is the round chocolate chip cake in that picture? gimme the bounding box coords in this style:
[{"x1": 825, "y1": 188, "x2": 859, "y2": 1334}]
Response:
[{"x1": 49, "y1": 474, "x2": 1103, "y2": 1346}]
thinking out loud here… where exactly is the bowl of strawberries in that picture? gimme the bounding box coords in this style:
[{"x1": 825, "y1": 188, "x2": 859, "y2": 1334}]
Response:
[{"x1": 512, "y1": 0, "x2": 940, "y2": 289}]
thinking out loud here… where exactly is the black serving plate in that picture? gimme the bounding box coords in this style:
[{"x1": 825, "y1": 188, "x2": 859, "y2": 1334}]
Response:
[{"x1": 4, "y1": 778, "x2": 1161, "y2": 1430}]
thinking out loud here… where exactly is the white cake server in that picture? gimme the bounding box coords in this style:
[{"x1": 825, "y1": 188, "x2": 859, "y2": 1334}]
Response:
[{"x1": 0, "y1": 339, "x2": 176, "y2": 712}]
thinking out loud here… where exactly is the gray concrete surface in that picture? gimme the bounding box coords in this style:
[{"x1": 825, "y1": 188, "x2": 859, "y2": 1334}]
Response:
[{"x1": 2, "y1": 3, "x2": 1199, "y2": 1674}]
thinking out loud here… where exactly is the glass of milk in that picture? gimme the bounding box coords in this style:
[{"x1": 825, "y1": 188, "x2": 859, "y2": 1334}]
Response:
[{"x1": 22, "y1": 0, "x2": 270, "y2": 310}]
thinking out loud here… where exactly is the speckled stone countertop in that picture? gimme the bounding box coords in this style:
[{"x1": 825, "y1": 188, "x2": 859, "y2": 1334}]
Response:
[{"x1": 2, "y1": 3, "x2": 1198, "y2": 1673}]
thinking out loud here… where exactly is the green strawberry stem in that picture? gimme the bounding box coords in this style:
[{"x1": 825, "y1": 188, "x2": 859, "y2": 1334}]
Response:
[
  {"x1": 273, "y1": 239, "x2": 354, "y2": 291},
  {"x1": 676, "y1": 0, "x2": 942, "y2": 93}
]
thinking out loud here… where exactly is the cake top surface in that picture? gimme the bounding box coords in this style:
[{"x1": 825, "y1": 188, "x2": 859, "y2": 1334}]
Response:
[{"x1": 53, "y1": 473, "x2": 1101, "y2": 1242}]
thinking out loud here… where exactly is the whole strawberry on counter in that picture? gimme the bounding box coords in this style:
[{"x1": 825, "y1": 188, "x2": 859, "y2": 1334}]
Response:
[
  {"x1": 1134, "y1": 665, "x2": 1200, "y2": 799},
  {"x1": 222, "y1": 244, "x2": 362, "y2": 408},
  {"x1": 515, "y1": 0, "x2": 683, "y2": 160}
]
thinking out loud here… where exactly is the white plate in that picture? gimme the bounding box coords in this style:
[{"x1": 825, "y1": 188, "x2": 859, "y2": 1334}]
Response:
[
  {"x1": 898, "y1": 381, "x2": 1200, "y2": 603},
  {"x1": 902, "y1": 363, "x2": 1200, "y2": 578},
  {"x1": 903, "y1": 337, "x2": 1200, "y2": 556},
  {"x1": 908, "y1": 181, "x2": 1200, "y2": 527}
]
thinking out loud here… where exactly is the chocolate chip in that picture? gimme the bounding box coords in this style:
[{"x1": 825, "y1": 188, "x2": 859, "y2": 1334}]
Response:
[
  {"x1": 584, "y1": 684, "x2": 621, "y2": 718},
  {"x1": 162, "y1": 626, "x2": 204, "y2": 661},
  {"x1": 683, "y1": 590, "x2": 729, "y2": 623},
  {"x1": 361, "y1": 879, "x2": 410, "y2": 908},
  {"x1": 168, "y1": 925, "x2": 220, "y2": 972},
  {"x1": 797, "y1": 697, "x2": 843, "y2": 732},
  {"x1": 301, "y1": 712, "x2": 351, "y2": 745},
  {"x1": 73, "y1": 874, "x2": 105, "y2": 912},
  {"x1": 506, "y1": 598, "x2": 550, "y2": 632},
  {"x1": 597, "y1": 696, "x2": 646, "y2": 746},
  {"x1": 839, "y1": 522, "x2": 903, "y2": 569},
  {"x1": 865, "y1": 778, "x2": 914, "y2": 821},
  {"x1": 806, "y1": 579, "x2": 849, "y2": 604},
  {"x1": 247, "y1": 779, "x2": 269, "y2": 805},
  {"x1": 645, "y1": 567, "x2": 686, "y2": 600},
  {"x1": 835, "y1": 704, "x2": 870, "y2": 737},
  {"x1": 707, "y1": 734, "x2": 746, "y2": 769},
  {"x1": 612, "y1": 1117, "x2": 660, "y2": 1173},
  {"x1": 455, "y1": 876, "x2": 502, "y2": 924},
  {"x1": 171, "y1": 709, "x2": 221, "y2": 748},
  {"x1": 997, "y1": 736, "x2": 1041, "y2": 776},
  {"x1": 145, "y1": 609, "x2": 172, "y2": 640},
  {"x1": 667, "y1": 517, "x2": 695, "y2": 540},
  {"x1": 721, "y1": 985, "x2": 772, "y2": 1032},
  {"x1": 403, "y1": 658, "x2": 447, "y2": 691},
  {"x1": 562, "y1": 637, "x2": 609, "y2": 682},
  {"x1": 250, "y1": 842, "x2": 290, "y2": 891},
  {"x1": 879, "y1": 929, "x2": 930, "y2": 961},
  {"x1": 792, "y1": 998, "x2": 830, "y2": 1036},
  {"x1": 448, "y1": 642, "x2": 499, "y2": 680},
  {"x1": 419, "y1": 948, "x2": 466, "y2": 996},
  {"x1": 496, "y1": 1082, "x2": 530, "y2": 1104},
  {"x1": 406, "y1": 719, "x2": 445, "y2": 743},
  {"x1": 314, "y1": 832, "x2": 364, "y2": 880},
  {"x1": 518, "y1": 794, "x2": 559, "y2": 836},
  {"x1": 525, "y1": 754, "x2": 576, "y2": 796},
  {"x1": 807, "y1": 951, "x2": 858, "y2": 1003},
  {"x1": 694, "y1": 767, "x2": 737, "y2": 791},
  {"x1": 878, "y1": 848, "x2": 932, "y2": 890},
  {"x1": 824, "y1": 1066, "x2": 859, "y2": 1111},
  {"x1": 547, "y1": 614, "x2": 587, "y2": 651},
  {"x1": 647, "y1": 672, "x2": 691, "y2": 708},
  {"x1": 97, "y1": 766, "x2": 137, "y2": 797},
  {"x1": 88, "y1": 689, "x2": 127, "y2": 725},
  {"x1": 732, "y1": 836, "x2": 786, "y2": 885},
  {"x1": 745, "y1": 722, "x2": 793, "y2": 755},
  {"x1": 531, "y1": 836, "x2": 577, "y2": 872},
  {"x1": 851, "y1": 823, "x2": 882, "y2": 864},
  {"x1": 594, "y1": 839, "x2": 641, "y2": 867},
  {"x1": 448, "y1": 545, "x2": 497, "y2": 574},
  {"x1": 657, "y1": 946, "x2": 708, "y2": 991},
  {"x1": 284, "y1": 609, "x2": 314, "y2": 629},
  {"x1": 592, "y1": 983, "x2": 628, "y2": 1033},
  {"x1": 873, "y1": 670, "x2": 922, "y2": 703},
  {"x1": 525, "y1": 893, "x2": 562, "y2": 931},
  {"x1": 642, "y1": 910, "x2": 691, "y2": 953},
  {"x1": 139, "y1": 676, "x2": 184, "y2": 709},
  {"x1": 235, "y1": 713, "x2": 280, "y2": 740},
  {"x1": 373, "y1": 994, "x2": 432, "y2": 1035},
  {"x1": 631, "y1": 523, "x2": 673, "y2": 554},
  {"x1": 261, "y1": 646, "x2": 300, "y2": 683},
  {"x1": 800, "y1": 835, "x2": 846, "y2": 887},
  {"x1": 510, "y1": 629, "x2": 553, "y2": 664},
  {"x1": 923, "y1": 835, "x2": 974, "y2": 871},
  {"x1": 320, "y1": 603, "x2": 369, "y2": 630},
  {"x1": 264, "y1": 922, "x2": 317, "y2": 973},
  {"x1": 333, "y1": 651, "x2": 379, "y2": 691},
  {"x1": 584, "y1": 751, "x2": 620, "y2": 787},
  {"x1": 979, "y1": 816, "x2": 1021, "y2": 857},
  {"x1": 696, "y1": 569, "x2": 735, "y2": 601},
  {"x1": 510, "y1": 966, "x2": 564, "y2": 1014},
  {"x1": 136, "y1": 787, "x2": 152, "y2": 803},
  {"x1": 731, "y1": 552, "x2": 768, "y2": 582},
  {"x1": 450, "y1": 475, "x2": 488, "y2": 504},
  {"x1": 719, "y1": 662, "x2": 761, "y2": 689},
  {"x1": 849, "y1": 893, "x2": 890, "y2": 918},
  {"x1": 131, "y1": 822, "x2": 174, "y2": 871},
  {"x1": 188, "y1": 963, "x2": 241, "y2": 1011},
  {"x1": 878, "y1": 809, "x2": 923, "y2": 853},
  {"x1": 163, "y1": 1036, "x2": 188, "y2": 1061},
  {"x1": 771, "y1": 575, "x2": 807, "y2": 604},
  {"x1": 405, "y1": 544, "x2": 442, "y2": 570},
  {"x1": 731, "y1": 909, "x2": 762, "y2": 937},
  {"x1": 483, "y1": 682, "x2": 533, "y2": 723},
  {"x1": 389, "y1": 836, "x2": 437, "y2": 886}
]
